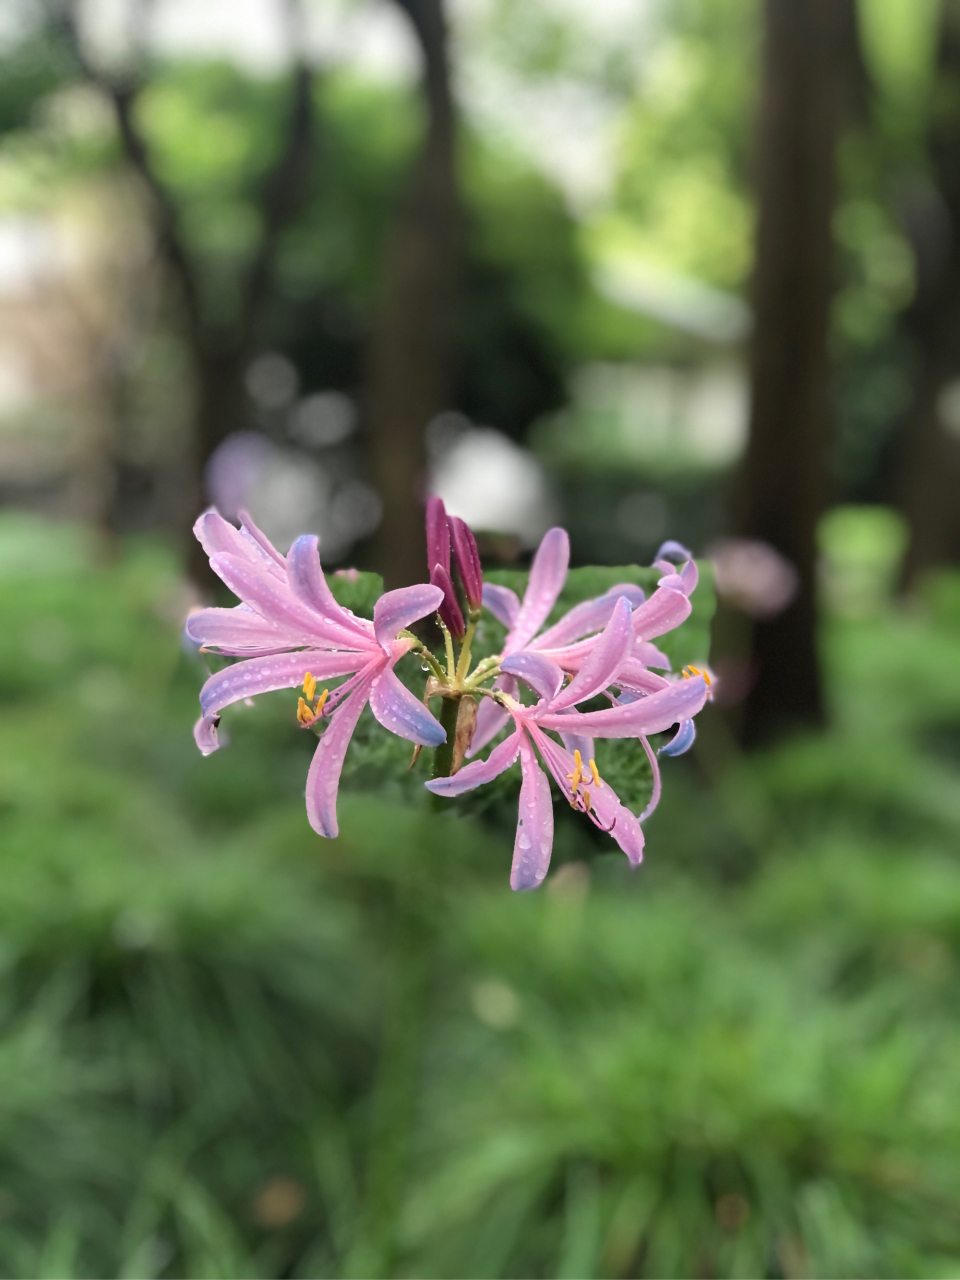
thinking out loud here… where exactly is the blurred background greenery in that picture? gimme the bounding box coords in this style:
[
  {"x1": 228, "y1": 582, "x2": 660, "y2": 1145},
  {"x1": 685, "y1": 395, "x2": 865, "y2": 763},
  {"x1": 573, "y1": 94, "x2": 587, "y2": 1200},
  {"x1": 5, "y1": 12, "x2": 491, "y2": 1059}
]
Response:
[{"x1": 3, "y1": 0, "x2": 960, "y2": 1274}]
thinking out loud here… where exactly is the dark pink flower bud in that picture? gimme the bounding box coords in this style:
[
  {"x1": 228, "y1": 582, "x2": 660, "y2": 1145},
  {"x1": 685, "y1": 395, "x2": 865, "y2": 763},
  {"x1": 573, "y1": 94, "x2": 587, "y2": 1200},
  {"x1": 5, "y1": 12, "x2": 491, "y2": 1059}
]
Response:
[
  {"x1": 425, "y1": 496, "x2": 451, "y2": 578},
  {"x1": 430, "y1": 562, "x2": 465, "y2": 638},
  {"x1": 450, "y1": 516, "x2": 482, "y2": 610}
]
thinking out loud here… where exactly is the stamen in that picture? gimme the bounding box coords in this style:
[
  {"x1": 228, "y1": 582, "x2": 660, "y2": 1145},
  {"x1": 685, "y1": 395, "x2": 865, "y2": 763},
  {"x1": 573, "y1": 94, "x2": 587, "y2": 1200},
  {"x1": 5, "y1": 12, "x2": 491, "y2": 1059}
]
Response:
[
  {"x1": 566, "y1": 749, "x2": 584, "y2": 807},
  {"x1": 582, "y1": 790, "x2": 591, "y2": 811},
  {"x1": 315, "y1": 687, "x2": 330, "y2": 716},
  {"x1": 566, "y1": 749, "x2": 583, "y2": 788},
  {"x1": 297, "y1": 696, "x2": 314, "y2": 726},
  {"x1": 588, "y1": 758, "x2": 602, "y2": 788},
  {"x1": 683, "y1": 664, "x2": 712, "y2": 687},
  {"x1": 303, "y1": 672, "x2": 317, "y2": 701}
]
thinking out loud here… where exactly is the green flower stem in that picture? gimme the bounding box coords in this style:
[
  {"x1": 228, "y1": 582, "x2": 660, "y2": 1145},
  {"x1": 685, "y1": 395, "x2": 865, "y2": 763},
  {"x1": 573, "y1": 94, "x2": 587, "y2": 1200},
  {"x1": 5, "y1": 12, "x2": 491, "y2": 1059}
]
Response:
[
  {"x1": 440, "y1": 623, "x2": 456, "y2": 681},
  {"x1": 455, "y1": 615, "x2": 479, "y2": 682},
  {"x1": 406, "y1": 641, "x2": 445, "y2": 682},
  {"x1": 464, "y1": 656, "x2": 501, "y2": 690},
  {"x1": 431, "y1": 695, "x2": 462, "y2": 780}
]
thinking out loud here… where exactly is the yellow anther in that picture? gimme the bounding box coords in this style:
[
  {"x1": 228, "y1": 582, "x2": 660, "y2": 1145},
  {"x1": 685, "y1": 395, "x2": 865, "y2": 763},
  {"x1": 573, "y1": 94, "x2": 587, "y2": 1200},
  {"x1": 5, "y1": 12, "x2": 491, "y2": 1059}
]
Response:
[
  {"x1": 683, "y1": 664, "x2": 712, "y2": 687},
  {"x1": 583, "y1": 790, "x2": 592, "y2": 812},
  {"x1": 315, "y1": 688, "x2": 329, "y2": 715},
  {"x1": 566, "y1": 749, "x2": 583, "y2": 786},
  {"x1": 303, "y1": 672, "x2": 317, "y2": 701},
  {"x1": 588, "y1": 758, "x2": 602, "y2": 788},
  {"x1": 297, "y1": 696, "x2": 314, "y2": 726}
]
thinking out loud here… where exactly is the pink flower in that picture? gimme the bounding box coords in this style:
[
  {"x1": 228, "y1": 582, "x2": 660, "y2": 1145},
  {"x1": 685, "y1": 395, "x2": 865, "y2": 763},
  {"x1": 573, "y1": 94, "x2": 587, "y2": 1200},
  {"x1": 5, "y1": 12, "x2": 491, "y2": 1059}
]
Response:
[
  {"x1": 186, "y1": 510, "x2": 446, "y2": 837},
  {"x1": 427, "y1": 598, "x2": 709, "y2": 889},
  {"x1": 473, "y1": 529, "x2": 700, "y2": 754}
]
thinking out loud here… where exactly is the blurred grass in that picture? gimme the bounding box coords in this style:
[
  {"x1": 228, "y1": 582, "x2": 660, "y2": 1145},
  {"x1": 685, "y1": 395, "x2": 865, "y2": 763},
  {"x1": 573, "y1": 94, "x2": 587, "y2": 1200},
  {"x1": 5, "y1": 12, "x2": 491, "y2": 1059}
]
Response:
[{"x1": 1, "y1": 513, "x2": 960, "y2": 1276}]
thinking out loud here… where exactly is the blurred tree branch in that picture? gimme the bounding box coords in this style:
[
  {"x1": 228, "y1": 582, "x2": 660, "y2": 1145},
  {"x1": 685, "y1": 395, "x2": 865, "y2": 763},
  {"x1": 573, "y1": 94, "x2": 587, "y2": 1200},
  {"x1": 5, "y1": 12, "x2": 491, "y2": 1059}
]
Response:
[
  {"x1": 897, "y1": 0, "x2": 960, "y2": 591},
  {"x1": 56, "y1": 0, "x2": 317, "y2": 577},
  {"x1": 365, "y1": 0, "x2": 460, "y2": 588}
]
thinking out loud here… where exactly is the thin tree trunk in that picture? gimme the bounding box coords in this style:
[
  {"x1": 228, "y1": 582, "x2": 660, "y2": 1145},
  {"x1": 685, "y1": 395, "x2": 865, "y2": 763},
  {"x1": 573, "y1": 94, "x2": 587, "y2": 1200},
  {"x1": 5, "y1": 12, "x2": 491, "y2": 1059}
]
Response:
[
  {"x1": 899, "y1": 3, "x2": 960, "y2": 590},
  {"x1": 366, "y1": 0, "x2": 459, "y2": 589},
  {"x1": 735, "y1": 0, "x2": 853, "y2": 746},
  {"x1": 186, "y1": 343, "x2": 253, "y2": 583},
  {"x1": 61, "y1": 0, "x2": 315, "y2": 584}
]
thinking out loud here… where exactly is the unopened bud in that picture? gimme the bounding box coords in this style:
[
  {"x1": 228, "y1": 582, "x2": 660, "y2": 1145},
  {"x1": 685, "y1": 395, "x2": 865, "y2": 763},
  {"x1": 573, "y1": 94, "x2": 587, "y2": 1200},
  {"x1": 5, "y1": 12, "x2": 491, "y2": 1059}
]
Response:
[
  {"x1": 425, "y1": 496, "x2": 451, "y2": 578},
  {"x1": 450, "y1": 516, "x2": 483, "y2": 609},
  {"x1": 430, "y1": 562, "x2": 465, "y2": 638}
]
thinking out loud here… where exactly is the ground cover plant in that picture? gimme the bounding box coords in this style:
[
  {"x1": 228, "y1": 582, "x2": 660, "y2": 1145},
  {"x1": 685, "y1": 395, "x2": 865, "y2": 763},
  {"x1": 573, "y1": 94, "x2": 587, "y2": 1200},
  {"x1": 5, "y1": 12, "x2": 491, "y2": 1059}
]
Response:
[{"x1": 1, "y1": 513, "x2": 960, "y2": 1276}]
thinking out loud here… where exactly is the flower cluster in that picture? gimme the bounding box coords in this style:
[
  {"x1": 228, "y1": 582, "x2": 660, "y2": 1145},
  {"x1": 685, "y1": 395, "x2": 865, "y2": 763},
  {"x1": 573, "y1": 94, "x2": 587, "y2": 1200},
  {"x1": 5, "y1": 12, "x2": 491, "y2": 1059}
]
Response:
[{"x1": 186, "y1": 505, "x2": 711, "y2": 890}]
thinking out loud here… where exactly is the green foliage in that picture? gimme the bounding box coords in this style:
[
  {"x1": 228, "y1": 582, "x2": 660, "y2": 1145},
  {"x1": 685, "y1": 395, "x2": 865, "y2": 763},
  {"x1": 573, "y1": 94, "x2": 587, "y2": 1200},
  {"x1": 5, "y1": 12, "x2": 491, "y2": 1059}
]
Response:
[
  {"x1": 325, "y1": 569, "x2": 383, "y2": 620},
  {"x1": 608, "y1": 0, "x2": 758, "y2": 293},
  {"x1": 5, "y1": 529, "x2": 960, "y2": 1277}
]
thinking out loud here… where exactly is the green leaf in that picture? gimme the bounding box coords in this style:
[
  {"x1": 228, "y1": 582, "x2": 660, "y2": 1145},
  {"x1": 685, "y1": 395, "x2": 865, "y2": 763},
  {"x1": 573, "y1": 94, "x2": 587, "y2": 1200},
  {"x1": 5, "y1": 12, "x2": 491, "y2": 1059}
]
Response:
[{"x1": 326, "y1": 571, "x2": 383, "y2": 620}]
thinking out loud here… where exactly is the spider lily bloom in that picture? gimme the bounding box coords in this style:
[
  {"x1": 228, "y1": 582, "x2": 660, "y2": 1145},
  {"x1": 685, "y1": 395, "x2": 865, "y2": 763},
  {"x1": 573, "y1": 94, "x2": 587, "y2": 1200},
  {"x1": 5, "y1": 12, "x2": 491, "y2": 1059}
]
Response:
[
  {"x1": 427, "y1": 598, "x2": 710, "y2": 889},
  {"x1": 474, "y1": 528, "x2": 696, "y2": 755},
  {"x1": 187, "y1": 512, "x2": 447, "y2": 836}
]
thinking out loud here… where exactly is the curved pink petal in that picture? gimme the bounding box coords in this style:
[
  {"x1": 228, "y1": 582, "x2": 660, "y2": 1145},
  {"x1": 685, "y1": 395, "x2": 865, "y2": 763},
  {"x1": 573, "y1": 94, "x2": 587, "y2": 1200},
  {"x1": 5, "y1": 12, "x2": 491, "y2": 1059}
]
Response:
[
  {"x1": 482, "y1": 583, "x2": 520, "y2": 629},
  {"x1": 194, "y1": 714, "x2": 221, "y2": 755},
  {"x1": 287, "y1": 535, "x2": 372, "y2": 640},
  {"x1": 538, "y1": 675, "x2": 708, "y2": 738},
  {"x1": 373, "y1": 584, "x2": 444, "y2": 648},
  {"x1": 195, "y1": 510, "x2": 284, "y2": 578},
  {"x1": 633, "y1": 641, "x2": 671, "y2": 670},
  {"x1": 510, "y1": 736, "x2": 554, "y2": 891},
  {"x1": 660, "y1": 718, "x2": 696, "y2": 757},
  {"x1": 238, "y1": 509, "x2": 287, "y2": 566},
  {"x1": 369, "y1": 664, "x2": 447, "y2": 746},
  {"x1": 534, "y1": 584, "x2": 645, "y2": 650},
  {"x1": 630, "y1": 585, "x2": 692, "y2": 641},
  {"x1": 185, "y1": 605, "x2": 305, "y2": 654},
  {"x1": 589, "y1": 783, "x2": 645, "y2": 865},
  {"x1": 637, "y1": 734, "x2": 662, "y2": 822},
  {"x1": 465, "y1": 695, "x2": 511, "y2": 758},
  {"x1": 537, "y1": 637, "x2": 594, "y2": 674},
  {"x1": 654, "y1": 539, "x2": 694, "y2": 564},
  {"x1": 528, "y1": 725, "x2": 643, "y2": 866},
  {"x1": 616, "y1": 660, "x2": 673, "y2": 694},
  {"x1": 559, "y1": 730, "x2": 595, "y2": 765},
  {"x1": 426, "y1": 730, "x2": 521, "y2": 797},
  {"x1": 305, "y1": 666, "x2": 380, "y2": 838},
  {"x1": 199, "y1": 650, "x2": 362, "y2": 719},
  {"x1": 209, "y1": 553, "x2": 364, "y2": 649},
  {"x1": 500, "y1": 651, "x2": 565, "y2": 703},
  {"x1": 506, "y1": 527, "x2": 570, "y2": 653},
  {"x1": 547, "y1": 596, "x2": 633, "y2": 712}
]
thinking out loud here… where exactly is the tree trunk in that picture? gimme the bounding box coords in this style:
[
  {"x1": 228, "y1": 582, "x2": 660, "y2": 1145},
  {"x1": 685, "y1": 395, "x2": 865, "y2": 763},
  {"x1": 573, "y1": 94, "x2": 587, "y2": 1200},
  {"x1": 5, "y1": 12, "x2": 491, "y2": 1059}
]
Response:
[
  {"x1": 899, "y1": 3, "x2": 960, "y2": 591},
  {"x1": 735, "y1": 0, "x2": 853, "y2": 746},
  {"x1": 186, "y1": 342, "x2": 253, "y2": 585},
  {"x1": 366, "y1": 0, "x2": 460, "y2": 588}
]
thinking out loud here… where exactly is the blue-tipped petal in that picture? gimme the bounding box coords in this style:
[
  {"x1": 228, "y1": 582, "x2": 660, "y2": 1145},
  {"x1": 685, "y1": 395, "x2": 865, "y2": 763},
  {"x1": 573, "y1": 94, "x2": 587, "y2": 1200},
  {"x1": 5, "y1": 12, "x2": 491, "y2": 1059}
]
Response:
[
  {"x1": 654, "y1": 540, "x2": 693, "y2": 564},
  {"x1": 660, "y1": 718, "x2": 696, "y2": 757}
]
